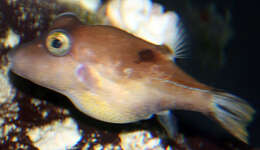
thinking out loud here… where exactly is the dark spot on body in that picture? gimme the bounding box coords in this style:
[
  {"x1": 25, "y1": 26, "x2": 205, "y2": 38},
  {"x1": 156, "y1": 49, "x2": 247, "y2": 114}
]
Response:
[{"x1": 137, "y1": 49, "x2": 156, "y2": 63}]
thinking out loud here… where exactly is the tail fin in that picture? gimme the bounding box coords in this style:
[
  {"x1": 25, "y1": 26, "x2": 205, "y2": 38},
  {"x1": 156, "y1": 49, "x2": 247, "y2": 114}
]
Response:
[{"x1": 211, "y1": 92, "x2": 255, "y2": 143}]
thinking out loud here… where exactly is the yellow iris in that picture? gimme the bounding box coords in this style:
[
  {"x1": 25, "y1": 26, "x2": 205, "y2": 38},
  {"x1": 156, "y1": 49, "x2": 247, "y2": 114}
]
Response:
[{"x1": 46, "y1": 30, "x2": 71, "y2": 56}]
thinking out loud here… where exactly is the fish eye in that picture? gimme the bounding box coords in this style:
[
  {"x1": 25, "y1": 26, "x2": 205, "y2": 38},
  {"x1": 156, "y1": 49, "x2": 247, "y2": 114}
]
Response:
[{"x1": 46, "y1": 29, "x2": 71, "y2": 56}]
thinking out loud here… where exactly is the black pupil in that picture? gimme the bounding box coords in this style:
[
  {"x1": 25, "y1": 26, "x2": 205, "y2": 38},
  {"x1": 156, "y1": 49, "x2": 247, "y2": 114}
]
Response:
[{"x1": 51, "y1": 38, "x2": 62, "y2": 48}]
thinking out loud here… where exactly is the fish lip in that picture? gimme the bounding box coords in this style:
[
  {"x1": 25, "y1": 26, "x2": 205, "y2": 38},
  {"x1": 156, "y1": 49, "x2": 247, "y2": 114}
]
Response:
[
  {"x1": 7, "y1": 48, "x2": 15, "y2": 62},
  {"x1": 7, "y1": 49, "x2": 17, "y2": 72}
]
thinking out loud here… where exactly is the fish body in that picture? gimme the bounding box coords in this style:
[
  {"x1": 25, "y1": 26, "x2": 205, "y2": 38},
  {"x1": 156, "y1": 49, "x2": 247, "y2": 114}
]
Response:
[{"x1": 8, "y1": 13, "x2": 255, "y2": 143}]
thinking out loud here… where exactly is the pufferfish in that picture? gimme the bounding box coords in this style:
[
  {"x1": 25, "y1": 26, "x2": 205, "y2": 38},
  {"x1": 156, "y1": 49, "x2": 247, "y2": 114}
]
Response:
[{"x1": 8, "y1": 13, "x2": 255, "y2": 143}]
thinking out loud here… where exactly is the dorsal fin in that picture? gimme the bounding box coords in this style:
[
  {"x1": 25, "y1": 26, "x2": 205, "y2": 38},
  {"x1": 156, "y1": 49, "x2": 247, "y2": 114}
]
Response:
[{"x1": 167, "y1": 14, "x2": 190, "y2": 59}]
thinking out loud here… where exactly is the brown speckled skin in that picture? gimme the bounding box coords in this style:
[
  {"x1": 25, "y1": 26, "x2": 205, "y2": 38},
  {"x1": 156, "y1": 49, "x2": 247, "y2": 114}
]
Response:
[{"x1": 9, "y1": 14, "x2": 214, "y2": 125}]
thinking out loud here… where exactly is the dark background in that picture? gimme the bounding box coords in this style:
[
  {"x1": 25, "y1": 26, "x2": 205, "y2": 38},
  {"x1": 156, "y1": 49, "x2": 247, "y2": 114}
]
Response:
[{"x1": 153, "y1": 0, "x2": 259, "y2": 146}]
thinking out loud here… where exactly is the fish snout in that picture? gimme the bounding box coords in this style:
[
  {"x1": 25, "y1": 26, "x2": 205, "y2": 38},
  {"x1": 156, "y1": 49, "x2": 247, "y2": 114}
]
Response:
[
  {"x1": 7, "y1": 47, "x2": 16, "y2": 62},
  {"x1": 8, "y1": 41, "x2": 35, "y2": 67},
  {"x1": 7, "y1": 45, "x2": 32, "y2": 78}
]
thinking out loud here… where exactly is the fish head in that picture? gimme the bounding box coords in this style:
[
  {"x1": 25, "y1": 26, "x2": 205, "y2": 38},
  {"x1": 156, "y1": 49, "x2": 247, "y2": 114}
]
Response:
[{"x1": 8, "y1": 14, "x2": 88, "y2": 93}]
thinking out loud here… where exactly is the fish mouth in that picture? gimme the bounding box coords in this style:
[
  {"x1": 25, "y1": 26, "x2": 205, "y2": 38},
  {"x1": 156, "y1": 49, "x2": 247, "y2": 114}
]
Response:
[
  {"x1": 7, "y1": 46, "x2": 22, "y2": 73},
  {"x1": 7, "y1": 48, "x2": 16, "y2": 63},
  {"x1": 7, "y1": 48, "x2": 20, "y2": 75}
]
